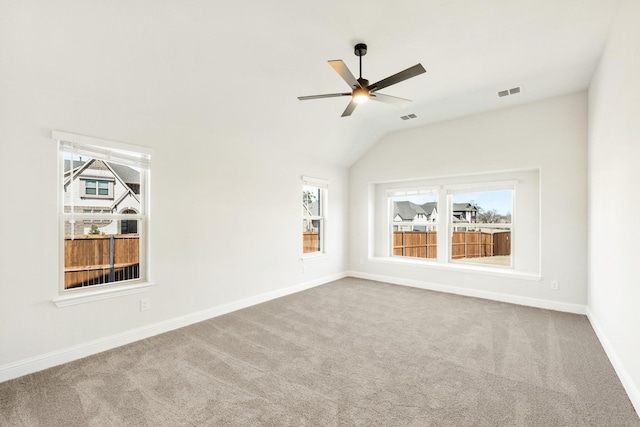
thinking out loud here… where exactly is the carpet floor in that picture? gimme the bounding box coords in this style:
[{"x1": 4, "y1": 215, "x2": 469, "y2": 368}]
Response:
[{"x1": 1, "y1": 278, "x2": 638, "y2": 426}]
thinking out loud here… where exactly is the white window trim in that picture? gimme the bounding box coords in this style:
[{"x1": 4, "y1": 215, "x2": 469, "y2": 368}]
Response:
[
  {"x1": 55, "y1": 131, "x2": 154, "y2": 304},
  {"x1": 80, "y1": 177, "x2": 115, "y2": 199},
  {"x1": 368, "y1": 256, "x2": 541, "y2": 281},
  {"x1": 52, "y1": 282, "x2": 155, "y2": 307}
]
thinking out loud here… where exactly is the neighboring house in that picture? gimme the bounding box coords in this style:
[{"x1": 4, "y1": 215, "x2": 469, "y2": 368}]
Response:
[
  {"x1": 64, "y1": 158, "x2": 141, "y2": 236},
  {"x1": 393, "y1": 201, "x2": 478, "y2": 230},
  {"x1": 451, "y1": 202, "x2": 478, "y2": 223}
]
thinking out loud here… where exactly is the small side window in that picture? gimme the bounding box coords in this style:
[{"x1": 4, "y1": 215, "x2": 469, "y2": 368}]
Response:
[{"x1": 302, "y1": 176, "x2": 328, "y2": 255}]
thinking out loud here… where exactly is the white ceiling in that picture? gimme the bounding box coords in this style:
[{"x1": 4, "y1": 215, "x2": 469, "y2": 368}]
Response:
[{"x1": 0, "y1": 0, "x2": 622, "y2": 167}]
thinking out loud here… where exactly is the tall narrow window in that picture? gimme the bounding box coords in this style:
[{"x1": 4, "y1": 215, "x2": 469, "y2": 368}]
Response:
[
  {"x1": 56, "y1": 131, "x2": 152, "y2": 292},
  {"x1": 302, "y1": 176, "x2": 328, "y2": 255}
]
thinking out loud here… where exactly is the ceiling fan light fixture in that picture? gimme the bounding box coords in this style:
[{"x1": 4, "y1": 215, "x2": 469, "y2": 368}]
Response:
[
  {"x1": 352, "y1": 88, "x2": 369, "y2": 103},
  {"x1": 297, "y1": 42, "x2": 426, "y2": 117}
]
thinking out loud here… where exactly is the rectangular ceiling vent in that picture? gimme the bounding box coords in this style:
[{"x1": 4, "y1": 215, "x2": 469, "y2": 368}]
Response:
[
  {"x1": 401, "y1": 114, "x2": 418, "y2": 121},
  {"x1": 498, "y1": 87, "x2": 521, "y2": 98}
]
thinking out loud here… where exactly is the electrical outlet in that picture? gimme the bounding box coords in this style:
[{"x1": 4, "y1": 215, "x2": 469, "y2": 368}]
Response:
[
  {"x1": 140, "y1": 298, "x2": 151, "y2": 311},
  {"x1": 550, "y1": 280, "x2": 559, "y2": 290}
]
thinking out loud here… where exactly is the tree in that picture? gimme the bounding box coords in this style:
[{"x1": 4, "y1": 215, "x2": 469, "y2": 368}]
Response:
[
  {"x1": 303, "y1": 190, "x2": 317, "y2": 206},
  {"x1": 477, "y1": 208, "x2": 511, "y2": 223},
  {"x1": 477, "y1": 208, "x2": 500, "y2": 223},
  {"x1": 88, "y1": 224, "x2": 101, "y2": 235}
]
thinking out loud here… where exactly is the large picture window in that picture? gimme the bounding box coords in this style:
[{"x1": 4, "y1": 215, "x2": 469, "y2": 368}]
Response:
[
  {"x1": 376, "y1": 169, "x2": 539, "y2": 275},
  {"x1": 56, "y1": 131, "x2": 151, "y2": 292},
  {"x1": 302, "y1": 176, "x2": 328, "y2": 255}
]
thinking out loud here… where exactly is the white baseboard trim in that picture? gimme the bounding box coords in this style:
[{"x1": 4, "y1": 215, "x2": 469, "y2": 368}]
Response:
[
  {"x1": 0, "y1": 272, "x2": 347, "y2": 383},
  {"x1": 587, "y1": 308, "x2": 640, "y2": 418},
  {"x1": 346, "y1": 271, "x2": 587, "y2": 315}
]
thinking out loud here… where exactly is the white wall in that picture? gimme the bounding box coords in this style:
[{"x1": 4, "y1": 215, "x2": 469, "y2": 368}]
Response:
[
  {"x1": 349, "y1": 92, "x2": 588, "y2": 311},
  {"x1": 588, "y1": 0, "x2": 640, "y2": 414},
  {"x1": 0, "y1": 77, "x2": 348, "y2": 377}
]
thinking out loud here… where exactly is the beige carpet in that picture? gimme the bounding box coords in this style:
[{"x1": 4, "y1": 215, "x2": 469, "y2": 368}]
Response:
[{"x1": 1, "y1": 278, "x2": 638, "y2": 426}]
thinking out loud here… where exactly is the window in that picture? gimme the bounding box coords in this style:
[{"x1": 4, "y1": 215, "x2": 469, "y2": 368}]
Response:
[
  {"x1": 56, "y1": 131, "x2": 151, "y2": 292},
  {"x1": 389, "y1": 184, "x2": 514, "y2": 267},
  {"x1": 449, "y1": 188, "x2": 513, "y2": 267},
  {"x1": 82, "y1": 178, "x2": 113, "y2": 198},
  {"x1": 302, "y1": 176, "x2": 328, "y2": 255},
  {"x1": 390, "y1": 189, "x2": 438, "y2": 259},
  {"x1": 376, "y1": 169, "x2": 539, "y2": 275}
]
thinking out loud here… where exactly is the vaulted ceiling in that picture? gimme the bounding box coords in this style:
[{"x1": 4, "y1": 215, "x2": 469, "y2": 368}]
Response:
[{"x1": 0, "y1": 0, "x2": 622, "y2": 166}]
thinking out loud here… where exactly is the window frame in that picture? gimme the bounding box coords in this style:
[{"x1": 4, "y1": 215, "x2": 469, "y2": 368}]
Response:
[
  {"x1": 81, "y1": 177, "x2": 114, "y2": 199},
  {"x1": 54, "y1": 130, "x2": 153, "y2": 303},
  {"x1": 302, "y1": 176, "x2": 328, "y2": 257},
  {"x1": 446, "y1": 185, "x2": 515, "y2": 268}
]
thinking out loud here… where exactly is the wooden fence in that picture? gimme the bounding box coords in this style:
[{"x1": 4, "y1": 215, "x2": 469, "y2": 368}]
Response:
[
  {"x1": 393, "y1": 231, "x2": 438, "y2": 258},
  {"x1": 303, "y1": 231, "x2": 319, "y2": 253},
  {"x1": 64, "y1": 234, "x2": 139, "y2": 289},
  {"x1": 394, "y1": 231, "x2": 510, "y2": 259}
]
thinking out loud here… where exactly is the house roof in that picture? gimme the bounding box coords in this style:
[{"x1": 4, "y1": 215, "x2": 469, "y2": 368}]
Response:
[
  {"x1": 453, "y1": 203, "x2": 478, "y2": 212},
  {"x1": 394, "y1": 201, "x2": 479, "y2": 221},
  {"x1": 64, "y1": 160, "x2": 140, "y2": 185},
  {"x1": 394, "y1": 201, "x2": 428, "y2": 220},
  {"x1": 109, "y1": 164, "x2": 140, "y2": 185},
  {"x1": 5, "y1": 1, "x2": 622, "y2": 167}
]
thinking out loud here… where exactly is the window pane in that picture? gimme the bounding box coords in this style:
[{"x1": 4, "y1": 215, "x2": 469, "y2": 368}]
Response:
[
  {"x1": 451, "y1": 190, "x2": 512, "y2": 266},
  {"x1": 98, "y1": 180, "x2": 109, "y2": 195},
  {"x1": 84, "y1": 180, "x2": 96, "y2": 195},
  {"x1": 302, "y1": 185, "x2": 321, "y2": 217},
  {"x1": 63, "y1": 219, "x2": 140, "y2": 289},
  {"x1": 391, "y1": 193, "x2": 438, "y2": 259},
  {"x1": 451, "y1": 190, "x2": 512, "y2": 224},
  {"x1": 303, "y1": 219, "x2": 320, "y2": 253},
  {"x1": 451, "y1": 226, "x2": 511, "y2": 267}
]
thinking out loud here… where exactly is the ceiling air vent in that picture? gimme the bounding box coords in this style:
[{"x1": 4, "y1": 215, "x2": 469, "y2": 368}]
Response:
[
  {"x1": 498, "y1": 87, "x2": 521, "y2": 98},
  {"x1": 401, "y1": 114, "x2": 418, "y2": 121}
]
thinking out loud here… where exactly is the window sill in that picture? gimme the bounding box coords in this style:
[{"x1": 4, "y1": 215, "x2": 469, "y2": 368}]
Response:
[
  {"x1": 368, "y1": 256, "x2": 541, "y2": 281},
  {"x1": 52, "y1": 282, "x2": 155, "y2": 307},
  {"x1": 300, "y1": 253, "x2": 327, "y2": 261}
]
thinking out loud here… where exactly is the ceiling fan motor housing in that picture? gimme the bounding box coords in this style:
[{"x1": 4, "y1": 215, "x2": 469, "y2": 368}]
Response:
[{"x1": 354, "y1": 43, "x2": 367, "y2": 57}]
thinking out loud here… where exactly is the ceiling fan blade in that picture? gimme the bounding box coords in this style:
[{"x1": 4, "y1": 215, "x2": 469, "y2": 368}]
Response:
[
  {"x1": 370, "y1": 93, "x2": 412, "y2": 106},
  {"x1": 367, "y1": 63, "x2": 426, "y2": 92},
  {"x1": 341, "y1": 100, "x2": 358, "y2": 117},
  {"x1": 298, "y1": 93, "x2": 351, "y2": 101},
  {"x1": 329, "y1": 60, "x2": 361, "y2": 89}
]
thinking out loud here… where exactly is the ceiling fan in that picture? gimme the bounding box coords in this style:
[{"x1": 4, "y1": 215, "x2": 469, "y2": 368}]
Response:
[{"x1": 298, "y1": 43, "x2": 426, "y2": 117}]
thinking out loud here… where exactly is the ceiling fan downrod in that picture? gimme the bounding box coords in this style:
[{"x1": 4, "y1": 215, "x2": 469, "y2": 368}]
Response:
[{"x1": 354, "y1": 43, "x2": 367, "y2": 80}]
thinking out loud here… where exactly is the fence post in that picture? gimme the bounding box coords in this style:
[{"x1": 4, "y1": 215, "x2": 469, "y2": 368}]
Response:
[{"x1": 109, "y1": 235, "x2": 115, "y2": 282}]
